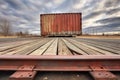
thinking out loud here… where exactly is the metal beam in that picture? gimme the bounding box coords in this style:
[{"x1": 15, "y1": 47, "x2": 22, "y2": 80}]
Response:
[
  {"x1": 0, "y1": 55, "x2": 120, "y2": 60},
  {"x1": 0, "y1": 55, "x2": 120, "y2": 71},
  {"x1": 0, "y1": 55, "x2": 119, "y2": 80}
]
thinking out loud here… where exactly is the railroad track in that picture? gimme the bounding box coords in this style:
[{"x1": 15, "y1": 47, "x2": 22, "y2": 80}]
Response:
[
  {"x1": 0, "y1": 55, "x2": 120, "y2": 80},
  {"x1": 0, "y1": 38, "x2": 120, "y2": 80}
]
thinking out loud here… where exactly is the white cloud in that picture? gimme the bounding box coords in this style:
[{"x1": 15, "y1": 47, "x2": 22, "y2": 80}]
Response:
[
  {"x1": 73, "y1": 0, "x2": 87, "y2": 9},
  {"x1": 53, "y1": 0, "x2": 65, "y2": 5},
  {"x1": 45, "y1": 2, "x2": 53, "y2": 8}
]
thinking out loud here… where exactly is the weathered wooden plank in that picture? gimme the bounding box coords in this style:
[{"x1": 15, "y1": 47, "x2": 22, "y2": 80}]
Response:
[
  {"x1": 0, "y1": 40, "x2": 40, "y2": 55},
  {"x1": 3, "y1": 40, "x2": 49, "y2": 55},
  {"x1": 30, "y1": 39, "x2": 54, "y2": 55},
  {"x1": 43, "y1": 38, "x2": 58, "y2": 55},
  {"x1": 67, "y1": 39, "x2": 102, "y2": 55},
  {"x1": 2, "y1": 41, "x2": 40, "y2": 55},
  {"x1": 83, "y1": 41, "x2": 120, "y2": 54},
  {"x1": 58, "y1": 39, "x2": 72, "y2": 55},
  {"x1": 0, "y1": 40, "x2": 37, "y2": 52},
  {"x1": 80, "y1": 39, "x2": 120, "y2": 51},
  {"x1": 74, "y1": 39, "x2": 115, "y2": 55},
  {"x1": 0, "y1": 40, "x2": 31, "y2": 47},
  {"x1": 13, "y1": 39, "x2": 49, "y2": 55},
  {"x1": 62, "y1": 39, "x2": 88, "y2": 55}
]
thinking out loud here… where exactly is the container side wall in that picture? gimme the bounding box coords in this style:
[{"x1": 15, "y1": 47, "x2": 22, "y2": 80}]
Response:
[{"x1": 40, "y1": 13, "x2": 82, "y2": 36}]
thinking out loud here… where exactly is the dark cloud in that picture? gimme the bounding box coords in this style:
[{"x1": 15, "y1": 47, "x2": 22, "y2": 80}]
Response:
[
  {"x1": 101, "y1": 23, "x2": 120, "y2": 28},
  {"x1": 104, "y1": 0, "x2": 120, "y2": 8},
  {"x1": 96, "y1": 17, "x2": 120, "y2": 24},
  {"x1": 106, "y1": 8, "x2": 120, "y2": 15},
  {"x1": 57, "y1": 0, "x2": 71, "y2": 10},
  {"x1": 83, "y1": 7, "x2": 120, "y2": 20},
  {"x1": 82, "y1": 0, "x2": 98, "y2": 9},
  {"x1": 4, "y1": 0, "x2": 25, "y2": 10},
  {"x1": 83, "y1": 23, "x2": 120, "y2": 33},
  {"x1": 83, "y1": 11, "x2": 104, "y2": 20}
]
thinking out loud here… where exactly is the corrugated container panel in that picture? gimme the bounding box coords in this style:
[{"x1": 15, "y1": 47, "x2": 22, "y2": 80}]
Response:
[
  {"x1": 69, "y1": 14, "x2": 72, "y2": 34},
  {"x1": 40, "y1": 13, "x2": 82, "y2": 36},
  {"x1": 76, "y1": 14, "x2": 79, "y2": 34},
  {"x1": 76, "y1": 14, "x2": 78, "y2": 33},
  {"x1": 60, "y1": 14, "x2": 62, "y2": 34},
  {"x1": 67, "y1": 14, "x2": 69, "y2": 34},
  {"x1": 64, "y1": 14, "x2": 67, "y2": 34},
  {"x1": 79, "y1": 13, "x2": 81, "y2": 34},
  {"x1": 73, "y1": 13, "x2": 75, "y2": 33},
  {"x1": 62, "y1": 14, "x2": 64, "y2": 34},
  {"x1": 79, "y1": 14, "x2": 81, "y2": 34},
  {"x1": 67, "y1": 14, "x2": 69, "y2": 33},
  {"x1": 71, "y1": 14, "x2": 73, "y2": 34},
  {"x1": 74, "y1": 14, "x2": 76, "y2": 33}
]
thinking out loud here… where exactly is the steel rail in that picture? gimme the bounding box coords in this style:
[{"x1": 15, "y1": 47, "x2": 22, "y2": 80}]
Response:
[
  {"x1": 0, "y1": 55, "x2": 120, "y2": 60},
  {"x1": 0, "y1": 55, "x2": 120, "y2": 80}
]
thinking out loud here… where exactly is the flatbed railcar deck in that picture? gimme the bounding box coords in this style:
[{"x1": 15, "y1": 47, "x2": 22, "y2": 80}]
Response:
[
  {"x1": 0, "y1": 38, "x2": 120, "y2": 55},
  {"x1": 0, "y1": 38, "x2": 120, "y2": 80}
]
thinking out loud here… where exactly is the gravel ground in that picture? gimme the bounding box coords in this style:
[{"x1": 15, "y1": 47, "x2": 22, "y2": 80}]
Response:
[{"x1": 0, "y1": 71, "x2": 93, "y2": 80}]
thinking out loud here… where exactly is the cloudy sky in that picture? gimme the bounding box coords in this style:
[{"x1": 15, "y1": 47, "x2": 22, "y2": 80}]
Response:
[{"x1": 0, "y1": 0, "x2": 120, "y2": 34}]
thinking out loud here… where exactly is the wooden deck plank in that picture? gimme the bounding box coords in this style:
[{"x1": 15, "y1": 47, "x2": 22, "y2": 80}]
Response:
[
  {"x1": 2, "y1": 40, "x2": 41, "y2": 55},
  {"x1": 14, "y1": 39, "x2": 50, "y2": 55},
  {"x1": 67, "y1": 39, "x2": 102, "y2": 55},
  {"x1": 0, "y1": 40, "x2": 37, "y2": 52},
  {"x1": 0, "y1": 40, "x2": 32, "y2": 47},
  {"x1": 1, "y1": 39, "x2": 48, "y2": 55},
  {"x1": 62, "y1": 39, "x2": 88, "y2": 55},
  {"x1": 74, "y1": 39, "x2": 116, "y2": 55},
  {"x1": 82, "y1": 41, "x2": 120, "y2": 54},
  {"x1": 0, "y1": 40, "x2": 39, "y2": 55},
  {"x1": 30, "y1": 39, "x2": 54, "y2": 55},
  {"x1": 58, "y1": 39, "x2": 72, "y2": 55},
  {"x1": 43, "y1": 38, "x2": 58, "y2": 55}
]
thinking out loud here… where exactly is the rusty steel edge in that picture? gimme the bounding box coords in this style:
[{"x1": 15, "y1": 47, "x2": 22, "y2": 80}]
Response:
[
  {"x1": 41, "y1": 12, "x2": 81, "y2": 14},
  {"x1": 0, "y1": 55, "x2": 120, "y2": 60}
]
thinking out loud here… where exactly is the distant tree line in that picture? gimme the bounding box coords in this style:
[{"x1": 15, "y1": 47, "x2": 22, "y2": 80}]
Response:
[
  {"x1": 15, "y1": 31, "x2": 30, "y2": 37},
  {"x1": 0, "y1": 18, "x2": 12, "y2": 36},
  {"x1": 0, "y1": 18, "x2": 31, "y2": 37}
]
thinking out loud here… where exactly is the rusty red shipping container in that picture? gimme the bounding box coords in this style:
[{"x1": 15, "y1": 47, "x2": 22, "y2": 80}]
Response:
[{"x1": 40, "y1": 13, "x2": 82, "y2": 36}]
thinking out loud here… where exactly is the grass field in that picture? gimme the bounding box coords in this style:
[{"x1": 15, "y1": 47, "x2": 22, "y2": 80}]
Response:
[{"x1": 0, "y1": 36, "x2": 18, "y2": 38}]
